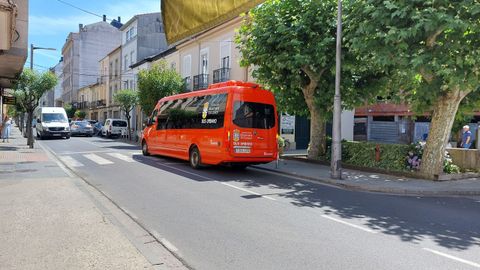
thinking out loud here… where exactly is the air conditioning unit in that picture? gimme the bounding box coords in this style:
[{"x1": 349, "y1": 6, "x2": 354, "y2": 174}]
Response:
[{"x1": 0, "y1": 0, "x2": 17, "y2": 50}]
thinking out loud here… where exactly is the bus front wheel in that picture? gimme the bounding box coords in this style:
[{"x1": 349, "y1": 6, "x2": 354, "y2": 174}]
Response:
[{"x1": 189, "y1": 146, "x2": 202, "y2": 169}]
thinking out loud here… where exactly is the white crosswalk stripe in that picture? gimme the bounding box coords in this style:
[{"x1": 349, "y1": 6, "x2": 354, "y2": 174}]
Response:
[
  {"x1": 106, "y1": 152, "x2": 135, "y2": 162},
  {"x1": 60, "y1": 156, "x2": 84, "y2": 167},
  {"x1": 83, "y1": 153, "x2": 114, "y2": 165}
]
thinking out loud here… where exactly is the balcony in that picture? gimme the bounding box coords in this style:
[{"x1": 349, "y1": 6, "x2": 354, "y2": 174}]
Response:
[
  {"x1": 89, "y1": 99, "x2": 106, "y2": 109},
  {"x1": 183, "y1": 76, "x2": 191, "y2": 92},
  {"x1": 193, "y1": 74, "x2": 209, "y2": 91},
  {"x1": 78, "y1": 101, "x2": 90, "y2": 109},
  {"x1": 213, "y1": 68, "x2": 230, "y2": 83}
]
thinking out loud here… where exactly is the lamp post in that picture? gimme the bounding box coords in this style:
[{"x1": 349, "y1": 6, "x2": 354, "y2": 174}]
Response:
[
  {"x1": 30, "y1": 44, "x2": 56, "y2": 70},
  {"x1": 331, "y1": 0, "x2": 343, "y2": 179}
]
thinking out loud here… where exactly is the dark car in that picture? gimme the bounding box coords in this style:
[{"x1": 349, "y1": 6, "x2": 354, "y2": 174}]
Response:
[
  {"x1": 70, "y1": 121, "x2": 94, "y2": 137},
  {"x1": 93, "y1": 122, "x2": 103, "y2": 136}
]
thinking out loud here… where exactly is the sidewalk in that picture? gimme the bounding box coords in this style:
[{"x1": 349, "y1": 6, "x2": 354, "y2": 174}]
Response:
[
  {"x1": 0, "y1": 127, "x2": 185, "y2": 269},
  {"x1": 254, "y1": 156, "x2": 480, "y2": 196}
]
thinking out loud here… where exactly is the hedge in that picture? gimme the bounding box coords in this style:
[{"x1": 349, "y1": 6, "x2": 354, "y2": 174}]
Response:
[{"x1": 341, "y1": 141, "x2": 415, "y2": 172}]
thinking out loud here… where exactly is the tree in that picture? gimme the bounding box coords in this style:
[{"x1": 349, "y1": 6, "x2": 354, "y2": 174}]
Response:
[
  {"x1": 137, "y1": 60, "x2": 183, "y2": 115},
  {"x1": 236, "y1": 0, "x2": 378, "y2": 159},
  {"x1": 13, "y1": 69, "x2": 57, "y2": 148},
  {"x1": 74, "y1": 110, "x2": 86, "y2": 120},
  {"x1": 64, "y1": 103, "x2": 76, "y2": 119},
  {"x1": 346, "y1": 0, "x2": 480, "y2": 179},
  {"x1": 113, "y1": 89, "x2": 138, "y2": 140}
]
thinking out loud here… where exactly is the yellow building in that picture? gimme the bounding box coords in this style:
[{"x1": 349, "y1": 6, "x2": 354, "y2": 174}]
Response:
[{"x1": 76, "y1": 82, "x2": 107, "y2": 121}]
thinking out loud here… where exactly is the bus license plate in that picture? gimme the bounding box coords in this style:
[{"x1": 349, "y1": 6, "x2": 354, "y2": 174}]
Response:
[{"x1": 234, "y1": 148, "x2": 251, "y2": 154}]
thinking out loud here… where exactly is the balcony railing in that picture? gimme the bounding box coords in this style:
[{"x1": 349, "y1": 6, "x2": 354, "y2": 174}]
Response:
[
  {"x1": 183, "y1": 76, "x2": 191, "y2": 92},
  {"x1": 78, "y1": 101, "x2": 89, "y2": 109},
  {"x1": 213, "y1": 68, "x2": 230, "y2": 83},
  {"x1": 89, "y1": 99, "x2": 106, "y2": 109},
  {"x1": 193, "y1": 74, "x2": 209, "y2": 91}
]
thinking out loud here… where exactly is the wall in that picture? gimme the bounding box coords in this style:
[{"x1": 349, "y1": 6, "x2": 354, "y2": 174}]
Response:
[{"x1": 449, "y1": 149, "x2": 480, "y2": 170}]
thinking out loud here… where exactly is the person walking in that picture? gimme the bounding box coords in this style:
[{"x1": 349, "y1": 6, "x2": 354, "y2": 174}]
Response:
[
  {"x1": 460, "y1": 125, "x2": 472, "y2": 149},
  {"x1": 2, "y1": 116, "x2": 12, "y2": 143}
]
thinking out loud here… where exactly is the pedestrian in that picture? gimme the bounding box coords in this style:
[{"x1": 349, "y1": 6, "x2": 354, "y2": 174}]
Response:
[
  {"x1": 460, "y1": 125, "x2": 472, "y2": 149},
  {"x1": 2, "y1": 116, "x2": 12, "y2": 143}
]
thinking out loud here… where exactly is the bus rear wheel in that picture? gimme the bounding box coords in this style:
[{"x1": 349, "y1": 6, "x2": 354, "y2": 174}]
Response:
[
  {"x1": 142, "y1": 141, "x2": 150, "y2": 156},
  {"x1": 189, "y1": 147, "x2": 202, "y2": 169}
]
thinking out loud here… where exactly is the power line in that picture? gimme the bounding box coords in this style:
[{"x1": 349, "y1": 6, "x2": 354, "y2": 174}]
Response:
[{"x1": 56, "y1": 0, "x2": 112, "y2": 21}]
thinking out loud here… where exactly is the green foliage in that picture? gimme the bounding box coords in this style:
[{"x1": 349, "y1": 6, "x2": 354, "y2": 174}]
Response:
[
  {"x1": 346, "y1": 0, "x2": 480, "y2": 106},
  {"x1": 137, "y1": 61, "x2": 183, "y2": 115},
  {"x1": 444, "y1": 152, "x2": 461, "y2": 174},
  {"x1": 13, "y1": 69, "x2": 58, "y2": 113},
  {"x1": 342, "y1": 141, "x2": 415, "y2": 172},
  {"x1": 64, "y1": 103, "x2": 76, "y2": 118},
  {"x1": 114, "y1": 89, "x2": 138, "y2": 117},
  {"x1": 236, "y1": 0, "x2": 378, "y2": 117},
  {"x1": 74, "y1": 110, "x2": 86, "y2": 119}
]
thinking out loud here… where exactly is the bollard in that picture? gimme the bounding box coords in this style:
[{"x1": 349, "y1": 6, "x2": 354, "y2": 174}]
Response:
[{"x1": 375, "y1": 144, "x2": 381, "y2": 162}]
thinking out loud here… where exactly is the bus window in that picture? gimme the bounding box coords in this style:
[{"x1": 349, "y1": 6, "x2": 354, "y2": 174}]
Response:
[{"x1": 233, "y1": 101, "x2": 275, "y2": 129}]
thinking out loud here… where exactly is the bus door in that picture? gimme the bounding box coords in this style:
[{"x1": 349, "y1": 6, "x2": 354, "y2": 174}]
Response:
[{"x1": 231, "y1": 101, "x2": 276, "y2": 157}]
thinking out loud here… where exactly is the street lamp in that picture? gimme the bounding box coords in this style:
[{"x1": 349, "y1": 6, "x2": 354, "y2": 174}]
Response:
[
  {"x1": 30, "y1": 44, "x2": 56, "y2": 70},
  {"x1": 331, "y1": 0, "x2": 343, "y2": 179}
]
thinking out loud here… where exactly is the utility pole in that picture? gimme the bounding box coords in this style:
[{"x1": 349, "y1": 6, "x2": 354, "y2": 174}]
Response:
[{"x1": 331, "y1": 0, "x2": 343, "y2": 179}]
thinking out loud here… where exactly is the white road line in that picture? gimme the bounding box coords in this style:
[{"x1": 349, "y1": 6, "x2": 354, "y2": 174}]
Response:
[
  {"x1": 83, "y1": 154, "x2": 114, "y2": 165},
  {"x1": 37, "y1": 142, "x2": 75, "y2": 177},
  {"x1": 106, "y1": 152, "x2": 135, "y2": 162},
  {"x1": 60, "y1": 150, "x2": 110, "y2": 155},
  {"x1": 160, "y1": 238, "x2": 179, "y2": 252},
  {"x1": 321, "y1": 215, "x2": 377, "y2": 234},
  {"x1": 220, "y1": 182, "x2": 277, "y2": 201},
  {"x1": 60, "y1": 156, "x2": 84, "y2": 168},
  {"x1": 423, "y1": 248, "x2": 480, "y2": 268}
]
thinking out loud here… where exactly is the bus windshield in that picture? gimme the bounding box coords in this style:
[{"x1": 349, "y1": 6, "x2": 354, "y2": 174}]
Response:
[
  {"x1": 43, "y1": 113, "x2": 67, "y2": 123},
  {"x1": 233, "y1": 101, "x2": 275, "y2": 129}
]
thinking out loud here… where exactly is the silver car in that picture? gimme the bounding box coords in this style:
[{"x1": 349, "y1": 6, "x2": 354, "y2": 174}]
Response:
[{"x1": 70, "y1": 121, "x2": 94, "y2": 137}]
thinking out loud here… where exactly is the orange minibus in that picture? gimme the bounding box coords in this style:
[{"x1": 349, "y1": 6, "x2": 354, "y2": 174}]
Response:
[{"x1": 141, "y1": 80, "x2": 278, "y2": 169}]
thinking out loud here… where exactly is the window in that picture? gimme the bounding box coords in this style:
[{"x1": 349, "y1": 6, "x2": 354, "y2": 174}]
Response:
[
  {"x1": 124, "y1": 55, "x2": 128, "y2": 71},
  {"x1": 115, "y1": 59, "x2": 119, "y2": 77},
  {"x1": 170, "y1": 62, "x2": 176, "y2": 70},
  {"x1": 182, "y1": 55, "x2": 191, "y2": 77},
  {"x1": 220, "y1": 40, "x2": 231, "y2": 68},
  {"x1": 112, "y1": 120, "x2": 127, "y2": 127},
  {"x1": 233, "y1": 101, "x2": 275, "y2": 129},
  {"x1": 200, "y1": 48, "x2": 209, "y2": 74},
  {"x1": 156, "y1": 93, "x2": 228, "y2": 130},
  {"x1": 130, "y1": 51, "x2": 135, "y2": 66}
]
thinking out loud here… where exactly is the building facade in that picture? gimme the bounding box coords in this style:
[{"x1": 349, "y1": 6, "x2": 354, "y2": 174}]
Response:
[
  {"x1": 105, "y1": 46, "x2": 122, "y2": 119},
  {"x1": 120, "y1": 12, "x2": 168, "y2": 131},
  {"x1": 61, "y1": 19, "x2": 121, "y2": 106}
]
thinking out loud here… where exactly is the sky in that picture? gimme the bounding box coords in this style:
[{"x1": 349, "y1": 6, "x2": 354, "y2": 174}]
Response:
[{"x1": 28, "y1": 0, "x2": 160, "y2": 71}]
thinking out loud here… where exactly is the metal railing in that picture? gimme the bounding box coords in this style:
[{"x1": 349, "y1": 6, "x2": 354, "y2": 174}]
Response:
[
  {"x1": 213, "y1": 67, "x2": 230, "y2": 83},
  {"x1": 193, "y1": 74, "x2": 209, "y2": 91}
]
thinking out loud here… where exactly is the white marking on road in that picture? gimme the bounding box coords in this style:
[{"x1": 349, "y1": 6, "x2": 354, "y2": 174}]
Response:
[
  {"x1": 220, "y1": 182, "x2": 277, "y2": 201},
  {"x1": 60, "y1": 150, "x2": 110, "y2": 155},
  {"x1": 83, "y1": 154, "x2": 114, "y2": 165},
  {"x1": 160, "y1": 238, "x2": 179, "y2": 252},
  {"x1": 37, "y1": 141, "x2": 75, "y2": 177},
  {"x1": 321, "y1": 215, "x2": 377, "y2": 234},
  {"x1": 60, "y1": 156, "x2": 84, "y2": 167},
  {"x1": 423, "y1": 248, "x2": 480, "y2": 268},
  {"x1": 106, "y1": 152, "x2": 135, "y2": 162}
]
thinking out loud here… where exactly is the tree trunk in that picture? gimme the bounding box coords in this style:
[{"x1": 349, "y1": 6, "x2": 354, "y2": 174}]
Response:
[
  {"x1": 126, "y1": 114, "x2": 131, "y2": 141},
  {"x1": 19, "y1": 115, "x2": 24, "y2": 133},
  {"x1": 420, "y1": 88, "x2": 470, "y2": 179},
  {"x1": 27, "y1": 111, "x2": 34, "y2": 148},
  {"x1": 302, "y1": 85, "x2": 326, "y2": 159}
]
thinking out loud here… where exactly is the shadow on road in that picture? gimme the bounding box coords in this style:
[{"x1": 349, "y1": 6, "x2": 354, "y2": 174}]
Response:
[{"x1": 132, "y1": 154, "x2": 480, "y2": 251}]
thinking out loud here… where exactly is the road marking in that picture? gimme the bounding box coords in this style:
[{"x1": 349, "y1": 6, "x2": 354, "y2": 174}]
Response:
[
  {"x1": 60, "y1": 156, "x2": 84, "y2": 167},
  {"x1": 60, "y1": 150, "x2": 110, "y2": 155},
  {"x1": 160, "y1": 238, "x2": 179, "y2": 252},
  {"x1": 321, "y1": 214, "x2": 377, "y2": 234},
  {"x1": 423, "y1": 248, "x2": 480, "y2": 268},
  {"x1": 220, "y1": 182, "x2": 277, "y2": 201},
  {"x1": 37, "y1": 141, "x2": 75, "y2": 177},
  {"x1": 106, "y1": 152, "x2": 135, "y2": 163},
  {"x1": 83, "y1": 154, "x2": 114, "y2": 165}
]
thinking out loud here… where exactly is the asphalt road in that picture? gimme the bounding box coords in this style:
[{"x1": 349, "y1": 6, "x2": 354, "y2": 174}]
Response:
[{"x1": 39, "y1": 136, "x2": 480, "y2": 270}]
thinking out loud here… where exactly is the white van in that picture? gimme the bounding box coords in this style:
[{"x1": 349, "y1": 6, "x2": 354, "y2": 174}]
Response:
[
  {"x1": 101, "y1": 118, "x2": 128, "y2": 138},
  {"x1": 34, "y1": 107, "x2": 71, "y2": 139}
]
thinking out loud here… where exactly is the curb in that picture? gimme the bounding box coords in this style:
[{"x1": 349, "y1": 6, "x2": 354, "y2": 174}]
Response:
[{"x1": 252, "y1": 165, "x2": 480, "y2": 197}]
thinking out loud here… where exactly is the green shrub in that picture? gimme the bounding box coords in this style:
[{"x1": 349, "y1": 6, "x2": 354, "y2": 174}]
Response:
[{"x1": 341, "y1": 141, "x2": 416, "y2": 172}]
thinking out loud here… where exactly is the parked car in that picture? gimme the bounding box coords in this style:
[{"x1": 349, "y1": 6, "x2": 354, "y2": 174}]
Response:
[
  {"x1": 70, "y1": 120, "x2": 94, "y2": 137},
  {"x1": 86, "y1": 119, "x2": 97, "y2": 125},
  {"x1": 101, "y1": 119, "x2": 128, "y2": 138},
  {"x1": 92, "y1": 122, "x2": 103, "y2": 136},
  {"x1": 34, "y1": 107, "x2": 71, "y2": 139}
]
